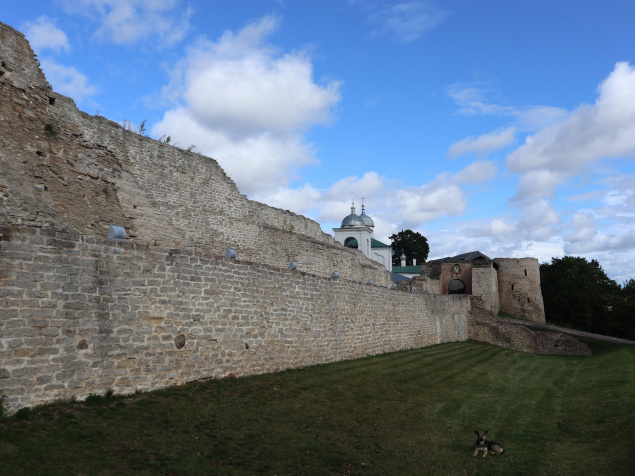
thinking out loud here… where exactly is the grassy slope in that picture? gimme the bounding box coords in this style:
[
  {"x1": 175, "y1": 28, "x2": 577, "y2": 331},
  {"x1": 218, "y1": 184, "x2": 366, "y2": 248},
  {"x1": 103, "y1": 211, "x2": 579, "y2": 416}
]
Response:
[{"x1": 0, "y1": 339, "x2": 633, "y2": 475}]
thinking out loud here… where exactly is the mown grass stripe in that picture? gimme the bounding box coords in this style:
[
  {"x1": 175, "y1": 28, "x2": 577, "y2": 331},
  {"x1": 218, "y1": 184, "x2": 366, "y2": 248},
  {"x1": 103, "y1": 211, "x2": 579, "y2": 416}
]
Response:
[{"x1": 1, "y1": 339, "x2": 633, "y2": 475}]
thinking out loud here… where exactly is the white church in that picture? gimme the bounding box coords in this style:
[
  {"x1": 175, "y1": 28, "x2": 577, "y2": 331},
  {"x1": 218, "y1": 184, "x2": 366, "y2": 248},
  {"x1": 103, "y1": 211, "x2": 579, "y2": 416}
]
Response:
[{"x1": 332, "y1": 201, "x2": 393, "y2": 271}]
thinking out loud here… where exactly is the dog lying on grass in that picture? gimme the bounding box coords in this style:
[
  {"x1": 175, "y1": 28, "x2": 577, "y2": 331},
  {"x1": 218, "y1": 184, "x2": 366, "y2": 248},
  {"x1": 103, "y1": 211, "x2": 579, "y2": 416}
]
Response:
[{"x1": 473, "y1": 430, "x2": 505, "y2": 457}]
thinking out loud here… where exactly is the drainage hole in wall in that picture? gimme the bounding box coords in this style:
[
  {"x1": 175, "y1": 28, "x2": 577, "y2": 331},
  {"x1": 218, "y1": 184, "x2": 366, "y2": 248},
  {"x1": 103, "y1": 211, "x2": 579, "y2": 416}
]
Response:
[{"x1": 244, "y1": 342, "x2": 250, "y2": 350}]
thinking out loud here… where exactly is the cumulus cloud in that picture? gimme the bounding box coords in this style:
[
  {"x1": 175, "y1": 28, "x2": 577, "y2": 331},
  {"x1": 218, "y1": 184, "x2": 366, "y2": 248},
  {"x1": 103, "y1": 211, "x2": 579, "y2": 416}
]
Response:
[
  {"x1": 62, "y1": 0, "x2": 191, "y2": 45},
  {"x1": 513, "y1": 169, "x2": 565, "y2": 201},
  {"x1": 507, "y1": 62, "x2": 635, "y2": 174},
  {"x1": 500, "y1": 62, "x2": 635, "y2": 259},
  {"x1": 153, "y1": 15, "x2": 341, "y2": 195},
  {"x1": 447, "y1": 127, "x2": 516, "y2": 158},
  {"x1": 22, "y1": 16, "x2": 69, "y2": 54},
  {"x1": 20, "y1": 17, "x2": 97, "y2": 104},
  {"x1": 599, "y1": 175, "x2": 635, "y2": 210},
  {"x1": 565, "y1": 212, "x2": 635, "y2": 254},
  {"x1": 465, "y1": 199, "x2": 560, "y2": 245},
  {"x1": 254, "y1": 159, "x2": 500, "y2": 242},
  {"x1": 442, "y1": 160, "x2": 498, "y2": 184},
  {"x1": 516, "y1": 105, "x2": 569, "y2": 132},
  {"x1": 39, "y1": 59, "x2": 99, "y2": 101},
  {"x1": 387, "y1": 182, "x2": 466, "y2": 226},
  {"x1": 516, "y1": 199, "x2": 560, "y2": 241}
]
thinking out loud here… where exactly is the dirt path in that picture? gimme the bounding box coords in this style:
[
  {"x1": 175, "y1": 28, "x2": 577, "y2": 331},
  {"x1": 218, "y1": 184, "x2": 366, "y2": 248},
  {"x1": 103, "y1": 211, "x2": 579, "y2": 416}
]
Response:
[{"x1": 507, "y1": 319, "x2": 635, "y2": 345}]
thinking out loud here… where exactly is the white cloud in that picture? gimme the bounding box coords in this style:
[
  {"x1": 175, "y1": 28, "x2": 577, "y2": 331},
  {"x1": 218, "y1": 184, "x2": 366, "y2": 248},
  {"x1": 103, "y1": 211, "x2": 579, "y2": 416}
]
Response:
[
  {"x1": 153, "y1": 15, "x2": 341, "y2": 196},
  {"x1": 382, "y1": 2, "x2": 447, "y2": 43},
  {"x1": 388, "y1": 182, "x2": 466, "y2": 226},
  {"x1": 254, "y1": 166, "x2": 473, "y2": 241},
  {"x1": 39, "y1": 58, "x2": 98, "y2": 102},
  {"x1": 447, "y1": 127, "x2": 516, "y2": 158},
  {"x1": 598, "y1": 174, "x2": 635, "y2": 210},
  {"x1": 62, "y1": 0, "x2": 191, "y2": 45},
  {"x1": 353, "y1": 1, "x2": 446, "y2": 43},
  {"x1": 516, "y1": 105, "x2": 569, "y2": 132},
  {"x1": 507, "y1": 62, "x2": 635, "y2": 174},
  {"x1": 254, "y1": 184, "x2": 322, "y2": 214},
  {"x1": 445, "y1": 160, "x2": 497, "y2": 184},
  {"x1": 463, "y1": 198, "x2": 560, "y2": 248},
  {"x1": 21, "y1": 17, "x2": 97, "y2": 104},
  {"x1": 516, "y1": 199, "x2": 560, "y2": 241},
  {"x1": 22, "y1": 16, "x2": 69, "y2": 54},
  {"x1": 447, "y1": 85, "x2": 517, "y2": 116},
  {"x1": 565, "y1": 213, "x2": 635, "y2": 254},
  {"x1": 513, "y1": 169, "x2": 565, "y2": 202}
]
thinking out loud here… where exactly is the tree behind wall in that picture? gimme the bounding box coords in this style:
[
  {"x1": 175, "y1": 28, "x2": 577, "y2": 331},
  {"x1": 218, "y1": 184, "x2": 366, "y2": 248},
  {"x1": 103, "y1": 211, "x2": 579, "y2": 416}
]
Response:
[
  {"x1": 539, "y1": 256, "x2": 635, "y2": 339},
  {"x1": 390, "y1": 230, "x2": 430, "y2": 266}
]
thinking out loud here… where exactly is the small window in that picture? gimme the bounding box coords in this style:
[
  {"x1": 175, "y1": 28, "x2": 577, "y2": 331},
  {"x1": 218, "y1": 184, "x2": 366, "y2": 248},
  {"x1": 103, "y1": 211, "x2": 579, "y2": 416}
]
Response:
[
  {"x1": 48, "y1": 96, "x2": 56, "y2": 105},
  {"x1": 344, "y1": 237, "x2": 358, "y2": 248},
  {"x1": 511, "y1": 284, "x2": 514, "y2": 291},
  {"x1": 524, "y1": 269, "x2": 527, "y2": 276},
  {"x1": 527, "y1": 298, "x2": 531, "y2": 303}
]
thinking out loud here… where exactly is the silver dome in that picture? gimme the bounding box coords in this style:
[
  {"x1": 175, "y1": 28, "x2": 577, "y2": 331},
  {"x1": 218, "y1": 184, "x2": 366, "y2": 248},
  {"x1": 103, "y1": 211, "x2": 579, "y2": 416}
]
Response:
[
  {"x1": 341, "y1": 203, "x2": 365, "y2": 227},
  {"x1": 359, "y1": 202, "x2": 374, "y2": 227},
  {"x1": 360, "y1": 212, "x2": 374, "y2": 227},
  {"x1": 341, "y1": 213, "x2": 365, "y2": 227}
]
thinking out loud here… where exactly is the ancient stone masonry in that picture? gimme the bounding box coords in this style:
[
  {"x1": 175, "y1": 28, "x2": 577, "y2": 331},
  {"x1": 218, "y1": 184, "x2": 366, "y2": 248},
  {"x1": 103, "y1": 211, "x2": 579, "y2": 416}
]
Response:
[
  {"x1": 0, "y1": 21, "x2": 583, "y2": 413},
  {"x1": 494, "y1": 258, "x2": 545, "y2": 323},
  {"x1": 409, "y1": 254, "x2": 545, "y2": 323},
  {"x1": 0, "y1": 227, "x2": 470, "y2": 411},
  {"x1": 468, "y1": 299, "x2": 590, "y2": 356},
  {"x1": 0, "y1": 21, "x2": 390, "y2": 288}
]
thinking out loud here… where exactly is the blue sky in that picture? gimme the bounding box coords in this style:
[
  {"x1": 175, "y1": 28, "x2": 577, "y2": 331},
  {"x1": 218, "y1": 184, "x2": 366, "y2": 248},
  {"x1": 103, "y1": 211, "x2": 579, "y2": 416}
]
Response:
[{"x1": 4, "y1": 1, "x2": 635, "y2": 282}]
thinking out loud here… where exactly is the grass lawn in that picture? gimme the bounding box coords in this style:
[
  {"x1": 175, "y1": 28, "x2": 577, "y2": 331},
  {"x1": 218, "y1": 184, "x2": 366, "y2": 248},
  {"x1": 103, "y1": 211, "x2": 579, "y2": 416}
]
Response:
[{"x1": 1, "y1": 338, "x2": 633, "y2": 475}]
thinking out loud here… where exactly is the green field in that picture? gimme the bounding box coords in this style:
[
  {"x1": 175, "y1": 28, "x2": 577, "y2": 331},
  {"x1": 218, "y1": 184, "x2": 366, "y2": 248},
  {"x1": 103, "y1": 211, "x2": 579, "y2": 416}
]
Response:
[{"x1": 1, "y1": 338, "x2": 633, "y2": 475}]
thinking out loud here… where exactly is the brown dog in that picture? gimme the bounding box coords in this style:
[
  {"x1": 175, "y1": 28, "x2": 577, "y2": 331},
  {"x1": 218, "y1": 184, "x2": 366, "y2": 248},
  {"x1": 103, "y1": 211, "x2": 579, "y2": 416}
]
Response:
[{"x1": 473, "y1": 430, "x2": 505, "y2": 457}]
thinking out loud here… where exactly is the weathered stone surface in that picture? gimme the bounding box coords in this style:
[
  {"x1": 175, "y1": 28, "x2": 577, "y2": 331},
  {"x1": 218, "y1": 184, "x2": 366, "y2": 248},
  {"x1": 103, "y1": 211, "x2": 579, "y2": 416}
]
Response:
[
  {"x1": 0, "y1": 227, "x2": 471, "y2": 412},
  {"x1": 468, "y1": 305, "x2": 590, "y2": 356},
  {"x1": 0, "y1": 21, "x2": 390, "y2": 289},
  {"x1": 494, "y1": 258, "x2": 546, "y2": 323},
  {"x1": 0, "y1": 20, "x2": 568, "y2": 417}
]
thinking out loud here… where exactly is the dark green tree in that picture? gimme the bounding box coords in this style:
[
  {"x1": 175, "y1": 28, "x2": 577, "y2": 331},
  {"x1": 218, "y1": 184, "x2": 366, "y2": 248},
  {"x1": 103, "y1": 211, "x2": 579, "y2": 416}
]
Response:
[
  {"x1": 390, "y1": 229, "x2": 429, "y2": 266},
  {"x1": 540, "y1": 256, "x2": 621, "y2": 335},
  {"x1": 611, "y1": 278, "x2": 635, "y2": 340}
]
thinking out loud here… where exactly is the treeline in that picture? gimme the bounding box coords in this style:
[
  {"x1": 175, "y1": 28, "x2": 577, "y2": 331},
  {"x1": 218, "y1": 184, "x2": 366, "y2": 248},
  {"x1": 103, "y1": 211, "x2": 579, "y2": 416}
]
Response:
[{"x1": 540, "y1": 256, "x2": 635, "y2": 340}]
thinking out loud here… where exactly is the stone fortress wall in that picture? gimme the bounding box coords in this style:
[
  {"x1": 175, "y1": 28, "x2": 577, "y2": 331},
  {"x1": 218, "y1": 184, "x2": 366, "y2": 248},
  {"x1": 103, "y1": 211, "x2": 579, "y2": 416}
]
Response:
[
  {"x1": 0, "y1": 22, "x2": 577, "y2": 413},
  {"x1": 0, "y1": 22, "x2": 391, "y2": 289},
  {"x1": 0, "y1": 21, "x2": 471, "y2": 412},
  {"x1": 407, "y1": 257, "x2": 544, "y2": 323},
  {"x1": 0, "y1": 226, "x2": 470, "y2": 411},
  {"x1": 471, "y1": 260, "x2": 500, "y2": 316},
  {"x1": 494, "y1": 258, "x2": 545, "y2": 323}
]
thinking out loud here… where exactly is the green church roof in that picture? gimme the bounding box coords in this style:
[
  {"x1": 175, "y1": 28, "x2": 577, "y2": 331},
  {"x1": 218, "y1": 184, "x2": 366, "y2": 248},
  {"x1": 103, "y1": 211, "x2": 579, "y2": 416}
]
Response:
[
  {"x1": 371, "y1": 238, "x2": 390, "y2": 248},
  {"x1": 392, "y1": 265, "x2": 422, "y2": 273}
]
